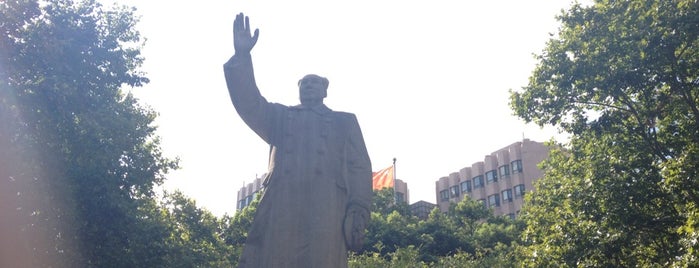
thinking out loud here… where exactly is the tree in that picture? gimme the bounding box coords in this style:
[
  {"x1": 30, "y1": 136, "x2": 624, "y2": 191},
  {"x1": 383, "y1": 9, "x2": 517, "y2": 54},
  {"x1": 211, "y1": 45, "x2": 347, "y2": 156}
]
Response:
[
  {"x1": 1, "y1": 0, "x2": 177, "y2": 266},
  {"x1": 221, "y1": 192, "x2": 261, "y2": 266},
  {"x1": 415, "y1": 207, "x2": 468, "y2": 262},
  {"x1": 161, "y1": 191, "x2": 235, "y2": 267},
  {"x1": 353, "y1": 194, "x2": 519, "y2": 267},
  {"x1": 510, "y1": 0, "x2": 698, "y2": 266},
  {"x1": 371, "y1": 187, "x2": 411, "y2": 217},
  {"x1": 448, "y1": 194, "x2": 491, "y2": 234},
  {"x1": 362, "y1": 188, "x2": 418, "y2": 255}
]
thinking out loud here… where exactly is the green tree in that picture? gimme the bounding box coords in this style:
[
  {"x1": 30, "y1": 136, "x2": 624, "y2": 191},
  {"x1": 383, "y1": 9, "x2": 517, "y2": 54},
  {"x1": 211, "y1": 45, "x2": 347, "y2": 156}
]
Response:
[
  {"x1": 415, "y1": 197, "x2": 507, "y2": 263},
  {"x1": 510, "y1": 0, "x2": 698, "y2": 266},
  {"x1": 371, "y1": 187, "x2": 411, "y2": 217},
  {"x1": 349, "y1": 246, "x2": 428, "y2": 268},
  {"x1": 448, "y1": 195, "x2": 491, "y2": 234},
  {"x1": 415, "y1": 208, "x2": 466, "y2": 262},
  {"x1": 364, "y1": 210, "x2": 420, "y2": 256},
  {"x1": 161, "y1": 191, "x2": 234, "y2": 267},
  {"x1": 362, "y1": 188, "x2": 419, "y2": 256},
  {"x1": 221, "y1": 192, "x2": 261, "y2": 266},
  {"x1": 473, "y1": 216, "x2": 520, "y2": 252},
  {"x1": 353, "y1": 195, "x2": 519, "y2": 267},
  {"x1": 1, "y1": 0, "x2": 177, "y2": 266}
]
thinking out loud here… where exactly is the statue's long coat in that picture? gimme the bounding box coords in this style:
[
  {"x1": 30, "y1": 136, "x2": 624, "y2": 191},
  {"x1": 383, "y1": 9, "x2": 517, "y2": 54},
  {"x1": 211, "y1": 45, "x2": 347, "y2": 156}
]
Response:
[{"x1": 224, "y1": 53, "x2": 372, "y2": 268}]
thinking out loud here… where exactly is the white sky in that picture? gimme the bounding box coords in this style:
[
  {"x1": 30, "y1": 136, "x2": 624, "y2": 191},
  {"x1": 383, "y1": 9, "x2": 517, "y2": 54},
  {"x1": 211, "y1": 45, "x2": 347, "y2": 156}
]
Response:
[{"x1": 111, "y1": 0, "x2": 573, "y2": 216}]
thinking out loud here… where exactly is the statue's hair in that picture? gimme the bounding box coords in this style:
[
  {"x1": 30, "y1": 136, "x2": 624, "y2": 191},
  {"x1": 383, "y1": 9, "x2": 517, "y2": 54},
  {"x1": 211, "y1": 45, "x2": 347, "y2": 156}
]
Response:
[{"x1": 298, "y1": 74, "x2": 329, "y2": 90}]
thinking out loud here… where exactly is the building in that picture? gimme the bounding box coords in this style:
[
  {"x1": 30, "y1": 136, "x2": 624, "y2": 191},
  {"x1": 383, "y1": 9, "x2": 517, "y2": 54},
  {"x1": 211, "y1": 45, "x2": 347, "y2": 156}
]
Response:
[
  {"x1": 394, "y1": 178, "x2": 409, "y2": 204},
  {"x1": 435, "y1": 139, "x2": 549, "y2": 218},
  {"x1": 410, "y1": 200, "x2": 437, "y2": 220},
  {"x1": 236, "y1": 173, "x2": 266, "y2": 211}
]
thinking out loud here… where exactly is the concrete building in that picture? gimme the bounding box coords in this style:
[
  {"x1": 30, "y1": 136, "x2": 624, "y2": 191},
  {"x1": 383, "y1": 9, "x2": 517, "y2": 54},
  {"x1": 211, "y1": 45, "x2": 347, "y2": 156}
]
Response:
[
  {"x1": 394, "y1": 178, "x2": 409, "y2": 204},
  {"x1": 435, "y1": 139, "x2": 549, "y2": 218},
  {"x1": 236, "y1": 173, "x2": 266, "y2": 211},
  {"x1": 410, "y1": 200, "x2": 437, "y2": 220}
]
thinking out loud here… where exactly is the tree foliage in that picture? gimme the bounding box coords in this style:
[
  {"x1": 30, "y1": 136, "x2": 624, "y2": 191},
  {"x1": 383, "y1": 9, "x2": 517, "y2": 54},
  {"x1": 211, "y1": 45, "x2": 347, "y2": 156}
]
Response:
[
  {"x1": 354, "y1": 188, "x2": 520, "y2": 267},
  {"x1": 510, "y1": 0, "x2": 699, "y2": 266},
  {"x1": 220, "y1": 191, "x2": 261, "y2": 266},
  {"x1": 362, "y1": 188, "x2": 419, "y2": 256},
  {"x1": 0, "y1": 0, "x2": 177, "y2": 266},
  {"x1": 160, "y1": 191, "x2": 235, "y2": 267}
]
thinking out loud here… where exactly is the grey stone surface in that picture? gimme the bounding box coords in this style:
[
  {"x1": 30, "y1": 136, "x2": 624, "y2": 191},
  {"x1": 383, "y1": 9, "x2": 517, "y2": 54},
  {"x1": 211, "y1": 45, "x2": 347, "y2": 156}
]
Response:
[{"x1": 224, "y1": 13, "x2": 372, "y2": 268}]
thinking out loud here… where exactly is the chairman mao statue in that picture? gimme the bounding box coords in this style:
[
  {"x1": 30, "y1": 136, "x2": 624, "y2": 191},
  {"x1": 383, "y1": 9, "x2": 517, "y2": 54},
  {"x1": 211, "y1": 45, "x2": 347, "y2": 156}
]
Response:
[{"x1": 223, "y1": 13, "x2": 373, "y2": 268}]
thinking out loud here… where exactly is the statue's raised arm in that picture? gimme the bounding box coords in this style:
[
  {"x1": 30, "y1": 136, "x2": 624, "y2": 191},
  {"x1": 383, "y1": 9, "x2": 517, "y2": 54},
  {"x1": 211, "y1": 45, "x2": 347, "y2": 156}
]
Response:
[{"x1": 224, "y1": 13, "x2": 278, "y2": 144}]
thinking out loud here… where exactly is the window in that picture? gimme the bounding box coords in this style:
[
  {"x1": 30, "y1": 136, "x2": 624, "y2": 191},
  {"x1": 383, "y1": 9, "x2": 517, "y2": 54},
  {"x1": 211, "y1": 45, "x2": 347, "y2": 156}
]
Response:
[
  {"x1": 440, "y1": 190, "x2": 449, "y2": 201},
  {"x1": 240, "y1": 194, "x2": 256, "y2": 209},
  {"x1": 473, "y1": 175, "x2": 484, "y2": 188},
  {"x1": 485, "y1": 170, "x2": 498, "y2": 183},
  {"x1": 396, "y1": 192, "x2": 405, "y2": 203},
  {"x1": 477, "y1": 199, "x2": 487, "y2": 208},
  {"x1": 507, "y1": 213, "x2": 516, "y2": 220},
  {"x1": 449, "y1": 186, "x2": 460, "y2": 198},
  {"x1": 499, "y1": 165, "x2": 510, "y2": 177},
  {"x1": 460, "y1": 181, "x2": 472, "y2": 193},
  {"x1": 502, "y1": 189, "x2": 513, "y2": 202},
  {"x1": 511, "y1": 160, "x2": 523, "y2": 173},
  {"x1": 488, "y1": 194, "x2": 500, "y2": 207},
  {"x1": 514, "y1": 184, "x2": 526, "y2": 198}
]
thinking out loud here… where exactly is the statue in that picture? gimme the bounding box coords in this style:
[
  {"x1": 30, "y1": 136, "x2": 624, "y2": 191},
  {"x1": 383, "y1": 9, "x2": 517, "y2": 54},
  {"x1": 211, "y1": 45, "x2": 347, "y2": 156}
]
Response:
[{"x1": 223, "y1": 13, "x2": 373, "y2": 268}]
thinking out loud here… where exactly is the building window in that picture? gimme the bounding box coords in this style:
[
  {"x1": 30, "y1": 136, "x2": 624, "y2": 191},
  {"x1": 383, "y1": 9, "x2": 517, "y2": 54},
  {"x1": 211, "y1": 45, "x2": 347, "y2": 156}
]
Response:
[
  {"x1": 485, "y1": 170, "x2": 498, "y2": 183},
  {"x1": 478, "y1": 199, "x2": 486, "y2": 208},
  {"x1": 514, "y1": 184, "x2": 526, "y2": 198},
  {"x1": 449, "y1": 186, "x2": 460, "y2": 198},
  {"x1": 473, "y1": 175, "x2": 484, "y2": 188},
  {"x1": 488, "y1": 194, "x2": 500, "y2": 207},
  {"x1": 396, "y1": 192, "x2": 405, "y2": 203},
  {"x1": 460, "y1": 181, "x2": 472, "y2": 193},
  {"x1": 499, "y1": 164, "x2": 510, "y2": 177},
  {"x1": 440, "y1": 190, "x2": 449, "y2": 201},
  {"x1": 507, "y1": 213, "x2": 516, "y2": 220},
  {"x1": 502, "y1": 189, "x2": 513, "y2": 203},
  {"x1": 511, "y1": 160, "x2": 523, "y2": 173}
]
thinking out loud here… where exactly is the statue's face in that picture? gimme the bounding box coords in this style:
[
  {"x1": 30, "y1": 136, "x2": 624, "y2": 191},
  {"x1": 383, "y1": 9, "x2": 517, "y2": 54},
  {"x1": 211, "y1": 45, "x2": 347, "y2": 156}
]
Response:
[{"x1": 299, "y1": 76, "x2": 327, "y2": 105}]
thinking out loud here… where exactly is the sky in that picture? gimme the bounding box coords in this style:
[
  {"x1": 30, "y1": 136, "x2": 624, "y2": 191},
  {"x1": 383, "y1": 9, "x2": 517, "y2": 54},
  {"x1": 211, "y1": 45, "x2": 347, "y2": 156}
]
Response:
[{"x1": 110, "y1": 0, "x2": 574, "y2": 216}]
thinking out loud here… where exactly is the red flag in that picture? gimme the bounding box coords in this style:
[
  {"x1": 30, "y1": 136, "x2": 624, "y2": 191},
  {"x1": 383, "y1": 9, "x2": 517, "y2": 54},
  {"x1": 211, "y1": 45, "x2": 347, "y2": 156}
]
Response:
[{"x1": 372, "y1": 165, "x2": 394, "y2": 190}]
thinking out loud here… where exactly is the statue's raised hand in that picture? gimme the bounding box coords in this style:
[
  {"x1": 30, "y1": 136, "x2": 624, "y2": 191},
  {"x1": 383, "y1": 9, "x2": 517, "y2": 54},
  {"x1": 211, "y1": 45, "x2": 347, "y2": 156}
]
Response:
[{"x1": 233, "y1": 13, "x2": 259, "y2": 54}]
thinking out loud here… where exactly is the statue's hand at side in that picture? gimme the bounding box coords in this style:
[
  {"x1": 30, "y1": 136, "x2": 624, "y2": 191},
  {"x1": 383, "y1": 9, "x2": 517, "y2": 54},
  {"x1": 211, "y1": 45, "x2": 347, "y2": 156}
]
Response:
[
  {"x1": 343, "y1": 204, "x2": 369, "y2": 251},
  {"x1": 233, "y1": 12, "x2": 259, "y2": 54}
]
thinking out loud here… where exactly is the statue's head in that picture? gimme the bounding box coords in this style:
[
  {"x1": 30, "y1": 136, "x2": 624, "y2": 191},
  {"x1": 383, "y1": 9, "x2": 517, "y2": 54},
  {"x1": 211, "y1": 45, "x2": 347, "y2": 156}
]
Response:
[{"x1": 298, "y1": 74, "x2": 329, "y2": 106}]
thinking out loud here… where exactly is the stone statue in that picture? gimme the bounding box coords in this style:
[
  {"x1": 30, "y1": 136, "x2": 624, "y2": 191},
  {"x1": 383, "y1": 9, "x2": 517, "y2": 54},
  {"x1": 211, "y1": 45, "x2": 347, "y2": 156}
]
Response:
[{"x1": 223, "y1": 13, "x2": 373, "y2": 268}]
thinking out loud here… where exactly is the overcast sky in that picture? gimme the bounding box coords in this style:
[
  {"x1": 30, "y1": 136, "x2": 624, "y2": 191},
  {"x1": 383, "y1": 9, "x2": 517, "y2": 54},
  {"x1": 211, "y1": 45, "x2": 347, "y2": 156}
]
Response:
[{"x1": 111, "y1": 0, "x2": 574, "y2": 216}]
